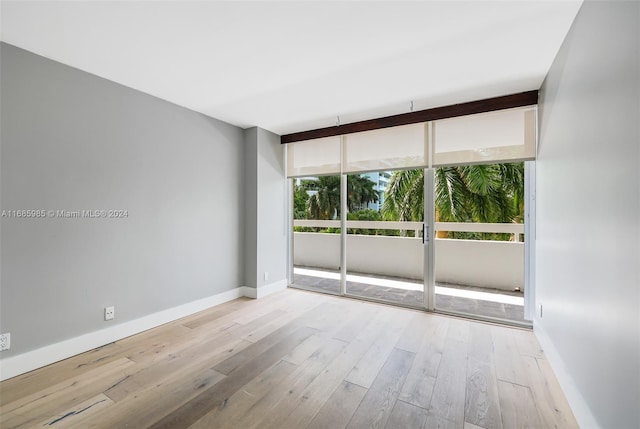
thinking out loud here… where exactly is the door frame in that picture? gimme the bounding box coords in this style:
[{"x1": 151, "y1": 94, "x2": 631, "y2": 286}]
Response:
[
  {"x1": 523, "y1": 161, "x2": 536, "y2": 321},
  {"x1": 423, "y1": 168, "x2": 435, "y2": 311}
]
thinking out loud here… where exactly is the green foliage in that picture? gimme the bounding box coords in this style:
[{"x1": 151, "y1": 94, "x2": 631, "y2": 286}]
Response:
[
  {"x1": 382, "y1": 163, "x2": 525, "y2": 241},
  {"x1": 347, "y1": 209, "x2": 381, "y2": 221},
  {"x1": 347, "y1": 209, "x2": 382, "y2": 235},
  {"x1": 301, "y1": 175, "x2": 379, "y2": 220},
  {"x1": 438, "y1": 163, "x2": 524, "y2": 224},
  {"x1": 293, "y1": 226, "x2": 316, "y2": 232},
  {"x1": 296, "y1": 164, "x2": 524, "y2": 241},
  {"x1": 303, "y1": 176, "x2": 340, "y2": 220},
  {"x1": 347, "y1": 175, "x2": 379, "y2": 212},
  {"x1": 381, "y1": 169, "x2": 424, "y2": 222},
  {"x1": 447, "y1": 231, "x2": 513, "y2": 241},
  {"x1": 293, "y1": 184, "x2": 309, "y2": 220}
]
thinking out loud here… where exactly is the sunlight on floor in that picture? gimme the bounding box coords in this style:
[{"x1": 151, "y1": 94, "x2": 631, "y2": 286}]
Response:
[{"x1": 294, "y1": 267, "x2": 524, "y2": 306}]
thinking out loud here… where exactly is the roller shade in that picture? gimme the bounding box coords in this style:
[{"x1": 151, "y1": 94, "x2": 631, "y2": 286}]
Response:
[
  {"x1": 286, "y1": 106, "x2": 536, "y2": 177},
  {"x1": 432, "y1": 106, "x2": 536, "y2": 166},
  {"x1": 343, "y1": 123, "x2": 427, "y2": 173},
  {"x1": 286, "y1": 136, "x2": 341, "y2": 178}
]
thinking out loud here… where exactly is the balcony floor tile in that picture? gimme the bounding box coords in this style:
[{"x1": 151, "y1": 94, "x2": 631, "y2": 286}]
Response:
[{"x1": 293, "y1": 270, "x2": 525, "y2": 324}]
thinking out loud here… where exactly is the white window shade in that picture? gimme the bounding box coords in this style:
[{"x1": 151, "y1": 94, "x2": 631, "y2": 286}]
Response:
[
  {"x1": 286, "y1": 136, "x2": 342, "y2": 178},
  {"x1": 343, "y1": 123, "x2": 427, "y2": 173},
  {"x1": 432, "y1": 106, "x2": 536, "y2": 166}
]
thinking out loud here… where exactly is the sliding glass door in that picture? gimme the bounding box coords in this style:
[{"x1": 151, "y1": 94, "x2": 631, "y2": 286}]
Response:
[
  {"x1": 291, "y1": 175, "x2": 342, "y2": 295},
  {"x1": 287, "y1": 105, "x2": 536, "y2": 325},
  {"x1": 289, "y1": 166, "x2": 529, "y2": 324},
  {"x1": 431, "y1": 163, "x2": 528, "y2": 323},
  {"x1": 344, "y1": 170, "x2": 425, "y2": 308}
]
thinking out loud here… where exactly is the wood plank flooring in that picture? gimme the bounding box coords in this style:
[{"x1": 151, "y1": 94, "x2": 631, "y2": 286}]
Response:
[{"x1": 0, "y1": 289, "x2": 577, "y2": 429}]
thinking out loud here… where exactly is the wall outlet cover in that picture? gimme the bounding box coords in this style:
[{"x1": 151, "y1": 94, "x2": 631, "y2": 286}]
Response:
[
  {"x1": 0, "y1": 333, "x2": 10, "y2": 351},
  {"x1": 104, "y1": 306, "x2": 115, "y2": 321}
]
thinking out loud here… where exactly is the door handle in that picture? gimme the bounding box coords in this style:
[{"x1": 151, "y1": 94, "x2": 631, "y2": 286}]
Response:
[{"x1": 423, "y1": 224, "x2": 429, "y2": 244}]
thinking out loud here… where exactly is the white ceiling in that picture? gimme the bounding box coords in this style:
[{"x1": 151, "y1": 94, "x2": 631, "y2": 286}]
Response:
[{"x1": 1, "y1": 1, "x2": 582, "y2": 135}]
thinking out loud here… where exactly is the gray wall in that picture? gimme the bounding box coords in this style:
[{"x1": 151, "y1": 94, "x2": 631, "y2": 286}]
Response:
[
  {"x1": 243, "y1": 127, "x2": 287, "y2": 289},
  {"x1": 0, "y1": 43, "x2": 245, "y2": 357},
  {"x1": 537, "y1": 2, "x2": 639, "y2": 428},
  {"x1": 255, "y1": 128, "x2": 287, "y2": 288},
  {"x1": 243, "y1": 128, "x2": 258, "y2": 288}
]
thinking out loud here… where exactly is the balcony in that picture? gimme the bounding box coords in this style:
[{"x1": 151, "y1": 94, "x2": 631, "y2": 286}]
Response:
[{"x1": 292, "y1": 220, "x2": 526, "y2": 323}]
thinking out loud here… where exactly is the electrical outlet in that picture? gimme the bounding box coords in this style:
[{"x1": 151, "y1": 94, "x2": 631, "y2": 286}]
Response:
[
  {"x1": 104, "y1": 306, "x2": 115, "y2": 321},
  {"x1": 264, "y1": 271, "x2": 269, "y2": 281},
  {"x1": 0, "y1": 333, "x2": 10, "y2": 351}
]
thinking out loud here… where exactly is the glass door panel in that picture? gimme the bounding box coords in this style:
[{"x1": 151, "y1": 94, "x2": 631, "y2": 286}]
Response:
[
  {"x1": 432, "y1": 162, "x2": 527, "y2": 324},
  {"x1": 291, "y1": 175, "x2": 342, "y2": 295},
  {"x1": 344, "y1": 170, "x2": 425, "y2": 307}
]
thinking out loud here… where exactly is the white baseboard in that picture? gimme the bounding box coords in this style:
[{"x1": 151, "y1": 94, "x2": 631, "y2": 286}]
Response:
[
  {"x1": 533, "y1": 320, "x2": 600, "y2": 429},
  {"x1": 244, "y1": 279, "x2": 288, "y2": 299},
  {"x1": 0, "y1": 286, "x2": 254, "y2": 381}
]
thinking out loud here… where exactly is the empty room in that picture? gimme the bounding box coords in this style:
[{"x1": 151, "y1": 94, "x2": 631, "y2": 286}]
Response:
[{"x1": 0, "y1": 1, "x2": 638, "y2": 428}]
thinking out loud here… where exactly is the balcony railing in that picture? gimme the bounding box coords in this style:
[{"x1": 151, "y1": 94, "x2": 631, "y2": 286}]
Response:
[{"x1": 293, "y1": 220, "x2": 524, "y2": 291}]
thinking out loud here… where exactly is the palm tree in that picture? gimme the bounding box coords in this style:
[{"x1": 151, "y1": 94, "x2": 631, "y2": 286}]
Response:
[
  {"x1": 347, "y1": 174, "x2": 379, "y2": 212},
  {"x1": 302, "y1": 175, "x2": 379, "y2": 220},
  {"x1": 380, "y1": 169, "x2": 424, "y2": 222},
  {"x1": 304, "y1": 176, "x2": 340, "y2": 220},
  {"x1": 381, "y1": 163, "x2": 524, "y2": 224}
]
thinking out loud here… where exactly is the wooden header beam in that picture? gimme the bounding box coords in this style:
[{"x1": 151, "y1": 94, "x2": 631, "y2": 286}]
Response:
[{"x1": 281, "y1": 90, "x2": 538, "y2": 144}]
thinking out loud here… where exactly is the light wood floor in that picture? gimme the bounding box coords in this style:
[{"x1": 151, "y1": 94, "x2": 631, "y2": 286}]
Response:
[{"x1": 0, "y1": 289, "x2": 577, "y2": 429}]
